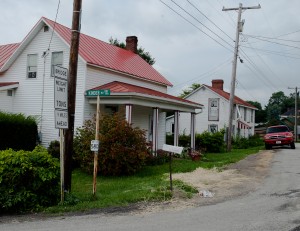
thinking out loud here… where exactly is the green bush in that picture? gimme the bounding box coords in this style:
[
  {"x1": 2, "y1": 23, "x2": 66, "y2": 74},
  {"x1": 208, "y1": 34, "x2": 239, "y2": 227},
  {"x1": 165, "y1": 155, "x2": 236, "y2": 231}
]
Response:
[
  {"x1": 195, "y1": 130, "x2": 225, "y2": 153},
  {"x1": 0, "y1": 146, "x2": 60, "y2": 213},
  {"x1": 232, "y1": 134, "x2": 264, "y2": 149},
  {"x1": 0, "y1": 111, "x2": 38, "y2": 151},
  {"x1": 145, "y1": 149, "x2": 169, "y2": 165},
  {"x1": 73, "y1": 118, "x2": 96, "y2": 173},
  {"x1": 166, "y1": 131, "x2": 225, "y2": 153},
  {"x1": 47, "y1": 140, "x2": 60, "y2": 159},
  {"x1": 73, "y1": 113, "x2": 148, "y2": 176}
]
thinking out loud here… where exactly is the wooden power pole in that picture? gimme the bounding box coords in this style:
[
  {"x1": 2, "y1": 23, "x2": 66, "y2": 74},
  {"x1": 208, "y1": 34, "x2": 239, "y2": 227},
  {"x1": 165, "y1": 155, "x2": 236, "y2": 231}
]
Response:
[
  {"x1": 222, "y1": 3, "x2": 261, "y2": 151},
  {"x1": 289, "y1": 87, "x2": 299, "y2": 142},
  {"x1": 64, "y1": 0, "x2": 82, "y2": 192}
]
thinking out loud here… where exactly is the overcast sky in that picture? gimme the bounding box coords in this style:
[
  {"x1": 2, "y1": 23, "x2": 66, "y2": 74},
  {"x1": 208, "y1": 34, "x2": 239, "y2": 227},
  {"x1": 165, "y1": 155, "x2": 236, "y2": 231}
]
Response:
[{"x1": 1, "y1": 0, "x2": 300, "y2": 106}]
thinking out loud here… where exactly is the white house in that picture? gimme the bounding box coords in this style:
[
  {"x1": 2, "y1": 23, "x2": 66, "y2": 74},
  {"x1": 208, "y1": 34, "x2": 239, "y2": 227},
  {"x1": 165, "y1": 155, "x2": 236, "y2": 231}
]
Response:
[
  {"x1": 166, "y1": 79, "x2": 257, "y2": 138},
  {"x1": 0, "y1": 17, "x2": 203, "y2": 152}
]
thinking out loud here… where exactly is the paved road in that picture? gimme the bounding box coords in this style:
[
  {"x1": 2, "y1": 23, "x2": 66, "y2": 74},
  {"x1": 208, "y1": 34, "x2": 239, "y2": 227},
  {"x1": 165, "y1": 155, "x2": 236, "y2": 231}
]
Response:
[{"x1": 1, "y1": 144, "x2": 300, "y2": 231}]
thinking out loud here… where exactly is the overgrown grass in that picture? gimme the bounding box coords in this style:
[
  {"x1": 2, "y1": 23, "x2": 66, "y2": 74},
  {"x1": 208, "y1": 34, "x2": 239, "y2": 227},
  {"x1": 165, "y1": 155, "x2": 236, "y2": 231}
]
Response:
[{"x1": 45, "y1": 146, "x2": 263, "y2": 213}]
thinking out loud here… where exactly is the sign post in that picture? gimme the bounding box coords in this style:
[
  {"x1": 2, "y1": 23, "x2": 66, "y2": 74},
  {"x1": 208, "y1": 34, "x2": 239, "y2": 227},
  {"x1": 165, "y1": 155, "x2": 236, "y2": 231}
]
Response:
[
  {"x1": 53, "y1": 65, "x2": 68, "y2": 203},
  {"x1": 88, "y1": 89, "x2": 110, "y2": 196},
  {"x1": 162, "y1": 144, "x2": 183, "y2": 192},
  {"x1": 92, "y1": 95, "x2": 100, "y2": 196}
]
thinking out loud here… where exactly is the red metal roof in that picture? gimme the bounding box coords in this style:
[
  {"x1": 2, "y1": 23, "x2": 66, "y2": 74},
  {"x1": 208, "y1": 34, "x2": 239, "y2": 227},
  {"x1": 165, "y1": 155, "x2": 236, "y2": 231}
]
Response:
[
  {"x1": 0, "y1": 43, "x2": 20, "y2": 70},
  {"x1": 204, "y1": 84, "x2": 257, "y2": 109},
  {"x1": 42, "y1": 18, "x2": 172, "y2": 86},
  {"x1": 0, "y1": 82, "x2": 19, "y2": 87},
  {"x1": 91, "y1": 81, "x2": 202, "y2": 107}
]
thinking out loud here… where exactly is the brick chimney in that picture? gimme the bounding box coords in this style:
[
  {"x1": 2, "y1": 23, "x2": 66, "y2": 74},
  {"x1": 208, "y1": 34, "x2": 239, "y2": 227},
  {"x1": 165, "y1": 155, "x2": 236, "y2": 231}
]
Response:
[
  {"x1": 125, "y1": 36, "x2": 138, "y2": 53},
  {"x1": 212, "y1": 79, "x2": 224, "y2": 90}
]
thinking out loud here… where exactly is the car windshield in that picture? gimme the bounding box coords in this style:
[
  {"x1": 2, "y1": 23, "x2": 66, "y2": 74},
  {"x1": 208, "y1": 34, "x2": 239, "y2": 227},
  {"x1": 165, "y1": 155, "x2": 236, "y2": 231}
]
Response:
[{"x1": 267, "y1": 126, "x2": 289, "y2": 133}]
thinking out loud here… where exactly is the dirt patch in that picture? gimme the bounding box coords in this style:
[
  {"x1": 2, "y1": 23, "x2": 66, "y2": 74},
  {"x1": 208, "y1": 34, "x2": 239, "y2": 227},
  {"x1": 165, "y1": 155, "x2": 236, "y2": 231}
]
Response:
[{"x1": 130, "y1": 149, "x2": 274, "y2": 214}]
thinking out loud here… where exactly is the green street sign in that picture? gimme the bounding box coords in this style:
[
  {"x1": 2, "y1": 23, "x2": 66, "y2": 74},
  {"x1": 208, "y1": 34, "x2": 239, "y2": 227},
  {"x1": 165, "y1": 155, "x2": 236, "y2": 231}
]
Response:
[{"x1": 86, "y1": 89, "x2": 111, "y2": 96}]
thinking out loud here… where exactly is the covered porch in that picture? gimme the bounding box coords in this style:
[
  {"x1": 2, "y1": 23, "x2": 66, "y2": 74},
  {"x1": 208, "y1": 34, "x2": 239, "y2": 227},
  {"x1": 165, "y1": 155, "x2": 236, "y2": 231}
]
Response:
[{"x1": 85, "y1": 81, "x2": 203, "y2": 154}]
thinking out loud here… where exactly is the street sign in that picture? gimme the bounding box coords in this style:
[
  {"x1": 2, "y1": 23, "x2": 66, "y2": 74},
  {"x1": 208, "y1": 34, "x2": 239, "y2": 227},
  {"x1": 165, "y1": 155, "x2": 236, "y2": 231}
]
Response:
[
  {"x1": 86, "y1": 89, "x2": 110, "y2": 96},
  {"x1": 54, "y1": 78, "x2": 68, "y2": 110},
  {"x1": 54, "y1": 65, "x2": 68, "y2": 81},
  {"x1": 55, "y1": 109, "x2": 68, "y2": 129},
  {"x1": 91, "y1": 140, "x2": 99, "y2": 152},
  {"x1": 162, "y1": 144, "x2": 183, "y2": 154},
  {"x1": 54, "y1": 65, "x2": 68, "y2": 129}
]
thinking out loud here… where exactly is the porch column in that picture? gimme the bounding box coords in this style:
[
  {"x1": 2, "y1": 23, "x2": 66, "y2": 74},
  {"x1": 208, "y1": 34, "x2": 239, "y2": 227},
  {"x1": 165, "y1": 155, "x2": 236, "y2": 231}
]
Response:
[
  {"x1": 125, "y1": 104, "x2": 132, "y2": 124},
  {"x1": 190, "y1": 112, "x2": 196, "y2": 150},
  {"x1": 152, "y1": 108, "x2": 159, "y2": 155},
  {"x1": 174, "y1": 111, "x2": 179, "y2": 146}
]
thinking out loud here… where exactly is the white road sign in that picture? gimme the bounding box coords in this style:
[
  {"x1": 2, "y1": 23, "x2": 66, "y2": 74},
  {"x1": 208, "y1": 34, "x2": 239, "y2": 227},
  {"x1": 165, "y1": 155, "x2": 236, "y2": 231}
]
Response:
[
  {"x1": 91, "y1": 140, "x2": 99, "y2": 152},
  {"x1": 54, "y1": 78, "x2": 68, "y2": 110},
  {"x1": 162, "y1": 144, "x2": 183, "y2": 154},
  {"x1": 54, "y1": 65, "x2": 68, "y2": 81},
  {"x1": 54, "y1": 110, "x2": 68, "y2": 129}
]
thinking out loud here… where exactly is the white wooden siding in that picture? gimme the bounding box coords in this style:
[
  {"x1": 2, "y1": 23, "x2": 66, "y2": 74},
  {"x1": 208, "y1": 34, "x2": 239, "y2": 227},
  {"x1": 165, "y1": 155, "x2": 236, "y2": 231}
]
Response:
[
  {"x1": 0, "y1": 26, "x2": 86, "y2": 147},
  {"x1": 0, "y1": 90, "x2": 14, "y2": 112}
]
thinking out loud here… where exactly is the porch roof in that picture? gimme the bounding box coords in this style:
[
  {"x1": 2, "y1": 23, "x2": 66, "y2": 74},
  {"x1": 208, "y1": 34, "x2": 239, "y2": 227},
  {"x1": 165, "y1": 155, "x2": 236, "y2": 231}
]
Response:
[
  {"x1": 0, "y1": 82, "x2": 19, "y2": 90},
  {"x1": 85, "y1": 81, "x2": 203, "y2": 113}
]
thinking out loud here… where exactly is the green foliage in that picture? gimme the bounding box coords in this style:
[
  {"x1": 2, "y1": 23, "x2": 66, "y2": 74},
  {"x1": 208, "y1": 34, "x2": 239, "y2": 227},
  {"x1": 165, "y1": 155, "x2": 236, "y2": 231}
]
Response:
[
  {"x1": 47, "y1": 140, "x2": 60, "y2": 159},
  {"x1": 179, "y1": 83, "x2": 201, "y2": 98},
  {"x1": 0, "y1": 111, "x2": 38, "y2": 151},
  {"x1": 0, "y1": 146, "x2": 60, "y2": 213},
  {"x1": 99, "y1": 113, "x2": 148, "y2": 176},
  {"x1": 145, "y1": 149, "x2": 169, "y2": 165},
  {"x1": 166, "y1": 131, "x2": 225, "y2": 153},
  {"x1": 232, "y1": 135, "x2": 264, "y2": 149},
  {"x1": 109, "y1": 37, "x2": 155, "y2": 65},
  {"x1": 73, "y1": 117, "x2": 97, "y2": 173},
  {"x1": 73, "y1": 114, "x2": 148, "y2": 176},
  {"x1": 246, "y1": 100, "x2": 267, "y2": 123},
  {"x1": 195, "y1": 130, "x2": 225, "y2": 153}
]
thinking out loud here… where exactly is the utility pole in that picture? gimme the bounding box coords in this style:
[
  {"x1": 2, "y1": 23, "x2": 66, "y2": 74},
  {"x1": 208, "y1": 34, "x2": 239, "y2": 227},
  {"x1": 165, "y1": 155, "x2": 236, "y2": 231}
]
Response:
[
  {"x1": 64, "y1": 0, "x2": 82, "y2": 192},
  {"x1": 288, "y1": 87, "x2": 299, "y2": 142},
  {"x1": 222, "y1": 3, "x2": 261, "y2": 151}
]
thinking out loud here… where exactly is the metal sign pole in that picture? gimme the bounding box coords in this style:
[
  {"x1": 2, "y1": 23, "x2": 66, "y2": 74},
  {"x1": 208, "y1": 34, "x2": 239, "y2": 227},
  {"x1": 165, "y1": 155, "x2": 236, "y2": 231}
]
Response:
[
  {"x1": 169, "y1": 152, "x2": 173, "y2": 192},
  {"x1": 93, "y1": 95, "x2": 100, "y2": 196},
  {"x1": 60, "y1": 129, "x2": 64, "y2": 202}
]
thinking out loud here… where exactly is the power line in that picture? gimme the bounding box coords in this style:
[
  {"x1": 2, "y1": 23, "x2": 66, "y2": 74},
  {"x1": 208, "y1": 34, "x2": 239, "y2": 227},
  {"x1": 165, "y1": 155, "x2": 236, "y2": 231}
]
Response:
[
  {"x1": 245, "y1": 34, "x2": 300, "y2": 50},
  {"x1": 159, "y1": 0, "x2": 234, "y2": 52},
  {"x1": 170, "y1": 0, "x2": 234, "y2": 48},
  {"x1": 47, "y1": 0, "x2": 61, "y2": 52},
  {"x1": 168, "y1": 56, "x2": 232, "y2": 93},
  {"x1": 186, "y1": 0, "x2": 234, "y2": 42},
  {"x1": 240, "y1": 45, "x2": 300, "y2": 59},
  {"x1": 244, "y1": 34, "x2": 300, "y2": 43}
]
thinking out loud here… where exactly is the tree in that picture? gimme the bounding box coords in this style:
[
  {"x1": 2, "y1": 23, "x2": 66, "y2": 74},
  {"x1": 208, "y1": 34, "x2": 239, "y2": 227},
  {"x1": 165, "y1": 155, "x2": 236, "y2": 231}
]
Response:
[
  {"x1": 246, "y1": 101, "x2": 267, "y2": 123},
  {"x1": 179, "y1": 83, "x2": 201, "y2": 98},
  {"x1": 109, "y1": 37, "x2": 155, "y2": 65}
]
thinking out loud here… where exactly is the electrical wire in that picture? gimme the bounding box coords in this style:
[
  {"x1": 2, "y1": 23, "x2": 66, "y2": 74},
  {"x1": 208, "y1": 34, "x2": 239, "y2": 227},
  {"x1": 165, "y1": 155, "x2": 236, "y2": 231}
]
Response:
[
  {"x1": 186, "y1": 0, "x2": 234, "y2": 42},
  {"x1": 244, "y1": 34, "x2": 300, "y2": 43},
  {"x1": 159, "y1": 0, "x2": 234, "y2": 52},
  {"x1": 170, "y1": 0, "x2": 234, "y2": 49},
  {"x1": 47, "y1": 0, "x2": 61, "y2": 51}
]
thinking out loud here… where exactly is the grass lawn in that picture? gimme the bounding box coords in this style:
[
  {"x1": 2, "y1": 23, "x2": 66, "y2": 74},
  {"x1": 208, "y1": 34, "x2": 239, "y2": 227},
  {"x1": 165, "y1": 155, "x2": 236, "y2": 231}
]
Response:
[{"x1": 45, "y1": 146, "x2": 263, "y2": 213}]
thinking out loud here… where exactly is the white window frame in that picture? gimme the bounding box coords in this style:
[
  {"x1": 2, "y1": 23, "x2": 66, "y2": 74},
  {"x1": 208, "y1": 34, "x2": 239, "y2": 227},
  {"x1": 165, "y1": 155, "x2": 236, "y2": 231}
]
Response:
[
  {"x1": 27, "y1": 54, "x2": 38, "y2": 78},
  {"x1": 208, "y1": 124, "x2": 218, "y2": 133},
  {"x1": 51, "y1": 51, "x2": 63, "y2": 77}
]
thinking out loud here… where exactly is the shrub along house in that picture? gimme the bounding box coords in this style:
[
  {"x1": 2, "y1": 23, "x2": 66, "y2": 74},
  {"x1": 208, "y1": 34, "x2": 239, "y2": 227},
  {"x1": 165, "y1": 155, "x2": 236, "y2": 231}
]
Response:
[
  {"x1": 0, "y1": 17, "x2": 202, "y2": 152},
  {"x1": 166, "y1": 79, "x2": 257, "y2": 138}
]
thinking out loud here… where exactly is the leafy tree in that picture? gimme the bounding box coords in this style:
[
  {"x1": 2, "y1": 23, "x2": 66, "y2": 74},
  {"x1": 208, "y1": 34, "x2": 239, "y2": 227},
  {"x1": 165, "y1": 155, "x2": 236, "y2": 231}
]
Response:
[
  {"x1": 109, "y1": 37, "x2": 155, "y2": 65},
  {"x1": 179, "y1": 83, "x2": 201, "y2": 98},
  {"x1": 246, "y1": 101, "x2": 267, "y2": 123}
]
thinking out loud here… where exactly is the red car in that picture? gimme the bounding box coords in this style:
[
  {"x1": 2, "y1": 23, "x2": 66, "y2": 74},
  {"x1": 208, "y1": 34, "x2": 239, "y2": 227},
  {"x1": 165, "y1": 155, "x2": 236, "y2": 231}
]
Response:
[{"x1": 264, "y1": 125, "x2": 295, "y2": 150}]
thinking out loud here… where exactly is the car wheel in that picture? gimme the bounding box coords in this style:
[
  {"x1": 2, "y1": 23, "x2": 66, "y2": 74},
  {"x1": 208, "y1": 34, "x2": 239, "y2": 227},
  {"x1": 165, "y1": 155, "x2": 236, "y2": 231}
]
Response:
[
  {"x1": 291, "y1": 142, "x2": 296, "y2": 149},
  {"x1": 265, "y1": 144, "x2": 271, "y2": 150}
]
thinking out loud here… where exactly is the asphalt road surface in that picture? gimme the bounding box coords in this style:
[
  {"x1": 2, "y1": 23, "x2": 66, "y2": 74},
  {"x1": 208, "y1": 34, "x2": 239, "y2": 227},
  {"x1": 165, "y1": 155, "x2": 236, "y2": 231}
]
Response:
[{"x1": 1, "y1": 144, "x2": 300, "y2": 231}]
